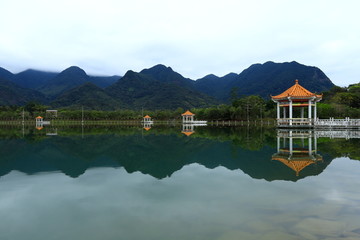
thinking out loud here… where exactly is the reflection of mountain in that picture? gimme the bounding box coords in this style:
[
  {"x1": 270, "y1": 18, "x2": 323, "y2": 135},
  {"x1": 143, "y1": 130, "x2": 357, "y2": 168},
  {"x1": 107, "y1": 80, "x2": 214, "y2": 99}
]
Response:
[{"x1": 0, "y1": 127, "x2": 342, "y2": 181}]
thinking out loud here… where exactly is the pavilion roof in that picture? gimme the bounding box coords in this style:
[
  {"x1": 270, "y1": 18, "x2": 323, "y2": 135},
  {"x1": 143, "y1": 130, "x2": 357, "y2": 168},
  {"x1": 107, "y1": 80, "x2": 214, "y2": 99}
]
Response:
[
  {"x1": 181, "y1": 110, "x2": 195, "y2": 116},
  {"x1": 272, "y1": 157, "x2": 315, "y2": 176},
  {"x1": 271, "y1": 80, "x2": 322, "y2": 100},
  {"x1": 143, "y1": 115, "x2": 151, "y2": 118},
  {"x1": 36, "y1": 116, "x2": 43, "y2": 119},
  {"x1": 181, "y1": 131, "x2": 194, "y2": 136}
]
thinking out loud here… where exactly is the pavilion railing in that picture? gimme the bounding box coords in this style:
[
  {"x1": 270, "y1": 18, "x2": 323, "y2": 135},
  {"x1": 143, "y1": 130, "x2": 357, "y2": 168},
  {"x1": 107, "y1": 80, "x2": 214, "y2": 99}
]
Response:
[
  {"x1": 315, "y1": 118, "x2": 360, "y2": 128},
  {"x1": 277, "y1": 118, "x2": 360, "y2": 128},
  {"x1": 277, "y1": 118, "x2": 313, "y2": 126}
]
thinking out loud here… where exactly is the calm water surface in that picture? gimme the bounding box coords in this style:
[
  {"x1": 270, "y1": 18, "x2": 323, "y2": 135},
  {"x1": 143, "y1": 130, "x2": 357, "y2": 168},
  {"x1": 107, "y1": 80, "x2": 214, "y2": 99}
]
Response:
[{"x1": 0, "y1": 126, "x2": 359, "y2": 240}]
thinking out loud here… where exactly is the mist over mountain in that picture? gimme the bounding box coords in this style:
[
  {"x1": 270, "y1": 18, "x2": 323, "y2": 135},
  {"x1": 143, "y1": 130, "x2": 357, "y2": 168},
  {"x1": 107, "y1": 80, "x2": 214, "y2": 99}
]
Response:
[
  {"x1": 38, "y1": 66, "x2": 90, "y2": 98},
  {"x1": 0, "y1": 61, "x2": 336, "y2": 109},
  {"x1": 14, "y1": 69, "x2": 58, "y2": 89}
]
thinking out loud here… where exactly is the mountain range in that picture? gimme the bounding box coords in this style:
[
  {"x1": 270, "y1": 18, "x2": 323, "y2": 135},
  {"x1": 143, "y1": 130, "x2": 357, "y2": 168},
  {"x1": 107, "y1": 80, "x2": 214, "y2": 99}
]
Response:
[{"x1": 0, "y1": 61, "x2": 335, "y2": 109}]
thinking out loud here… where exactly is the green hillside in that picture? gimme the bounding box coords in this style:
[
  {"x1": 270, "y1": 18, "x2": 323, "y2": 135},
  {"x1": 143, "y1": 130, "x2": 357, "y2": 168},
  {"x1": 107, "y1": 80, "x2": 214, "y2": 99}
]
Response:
[
  {"x1": 106, "y1": 70, "x2": 218, "y2": 109},
  {"x1": 194, "y1": 61, "x2": 334, "y2": 101},
  {"x1": 52, "y1": 82, "x2": 121, "y2": 110}
]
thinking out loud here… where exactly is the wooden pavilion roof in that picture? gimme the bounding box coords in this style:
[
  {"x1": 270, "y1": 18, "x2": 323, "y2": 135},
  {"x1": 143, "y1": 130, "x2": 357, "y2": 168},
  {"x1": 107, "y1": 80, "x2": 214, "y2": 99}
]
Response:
[
  {"x1": 272, "y1": 157, "x2": 315, "y2": 176},
  {"x1": 143, "y1": 115, "x2": 151, "y2": 118},
  {"x1": 181, "y1": 131, "x2": 194, "y2": 136},
  {"x1": 271, "y1": 80, "x2": 322, "y2": 101},
  {"x1": 181, "y1": 110, "x2": 195, "y2": 116},
  {"x1": 272, "y1": 153, "x2": 323, "y2": 176}
]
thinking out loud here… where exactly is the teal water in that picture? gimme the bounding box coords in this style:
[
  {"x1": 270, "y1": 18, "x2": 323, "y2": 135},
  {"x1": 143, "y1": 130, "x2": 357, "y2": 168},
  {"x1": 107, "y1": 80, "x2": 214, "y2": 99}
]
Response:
[{"x1": 0, "y1": 126, "x2": 359, "y2": 240}]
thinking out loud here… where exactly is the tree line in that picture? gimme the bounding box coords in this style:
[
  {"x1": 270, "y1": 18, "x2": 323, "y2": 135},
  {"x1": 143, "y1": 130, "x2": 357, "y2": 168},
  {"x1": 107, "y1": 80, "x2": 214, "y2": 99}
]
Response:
[
  {"x1": 0, "y1": 95, "x2": 273, "y2": 121},
  {"x1": 0, "y1": 83, "x2": 359, "y2": 120}
]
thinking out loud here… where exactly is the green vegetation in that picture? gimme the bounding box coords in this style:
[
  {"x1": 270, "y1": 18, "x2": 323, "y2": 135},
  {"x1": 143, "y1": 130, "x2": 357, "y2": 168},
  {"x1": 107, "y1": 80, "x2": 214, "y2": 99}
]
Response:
[
  {"x1": 1, "y1": 63, "x2": 358, "y2": 118},
  {"x1": 2, "y1": 82, "x2": 360, "y2": 121},
  {"x1": 317, "y1": 83, "x2": 360, "y2": 118},
  {"x1": 194, "y1": 61, "x2": 334, "y2": 100},
  {"x1": 0, "y1": 94, "x2": 274, "y2": 121},
  {"x1": 0, "y1": 62, "x2": 335, "y2": 110}
]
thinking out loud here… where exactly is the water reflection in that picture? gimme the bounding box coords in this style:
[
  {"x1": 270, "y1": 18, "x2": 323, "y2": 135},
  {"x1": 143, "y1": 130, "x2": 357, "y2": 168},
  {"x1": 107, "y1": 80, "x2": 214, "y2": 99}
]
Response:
[
  {"x1": 181, "y1": 124, "x2": 195, "y2": 136},
  {"x1": 0, "y1": 126, "x2": 359, "y2": 181},
  {"x1": 1, "y1": 126, "x2": 360, "y2": 240},
  {"x1": 272, "y1": 130, "x2": 323, "y2": 176}
]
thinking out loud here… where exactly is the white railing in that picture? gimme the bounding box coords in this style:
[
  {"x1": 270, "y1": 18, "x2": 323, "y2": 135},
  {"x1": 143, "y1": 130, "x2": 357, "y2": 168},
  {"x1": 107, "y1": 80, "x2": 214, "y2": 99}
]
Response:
[
  {"x1": 277, "y1": 118, "x2": 313, "y2": 126},
  {"x1": 183, "y1": 120, "x2": 207, "y2": 124},
  {"x1": 277, "y1": 118, "x2": 360, "y2": 128},
  {"x1": 315, "y1": 118, "x2": 360, "y2": 128}
]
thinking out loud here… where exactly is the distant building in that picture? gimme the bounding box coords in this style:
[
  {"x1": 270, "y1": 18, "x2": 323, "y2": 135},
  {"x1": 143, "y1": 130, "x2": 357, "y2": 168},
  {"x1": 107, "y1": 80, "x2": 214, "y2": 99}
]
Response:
[
  {"x1": 142, "y1": 115, "x2": 153, "y2": 123},
  {"x1": 181, "y1": 110, "x2": 207, "y2": 124}
]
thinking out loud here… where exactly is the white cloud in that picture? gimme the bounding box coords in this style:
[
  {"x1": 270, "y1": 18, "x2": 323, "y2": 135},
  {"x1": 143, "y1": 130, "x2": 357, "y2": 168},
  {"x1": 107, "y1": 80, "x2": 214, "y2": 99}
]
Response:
[{"x1": 0, "y1": 0, "x2": 359, "y2": 85}]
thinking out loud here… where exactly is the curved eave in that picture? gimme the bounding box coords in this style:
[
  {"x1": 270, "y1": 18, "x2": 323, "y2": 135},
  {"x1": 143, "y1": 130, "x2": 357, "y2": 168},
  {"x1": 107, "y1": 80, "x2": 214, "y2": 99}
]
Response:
[
  {"x1": 181, "y1": 131, "x2": 194, "y2": 136},
  {"x1": 271, "y1": 95, "x2": 322, "y2": 101}
]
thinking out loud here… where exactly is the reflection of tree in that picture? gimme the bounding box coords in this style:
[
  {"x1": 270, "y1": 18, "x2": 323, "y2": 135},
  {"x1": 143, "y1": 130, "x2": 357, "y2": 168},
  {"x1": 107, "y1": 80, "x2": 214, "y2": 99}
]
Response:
[
  {"x1": 0, "y1": 126, "x2": 342, "y2": 181},
  {"x1": 317, "y1": 138, "x2": 360, "y2": 161},
  {"x1": 193, "y1": 126, "x2": 276, "y2": 151}
]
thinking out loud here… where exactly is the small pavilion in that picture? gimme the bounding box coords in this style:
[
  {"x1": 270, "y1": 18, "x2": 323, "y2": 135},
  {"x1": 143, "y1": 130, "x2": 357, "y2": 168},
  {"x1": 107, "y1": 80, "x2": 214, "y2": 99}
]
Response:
[
  {"x1": 271, "y1": 80, "x2": 322, "y2": 127},
  {"x1": 181, "y1": 110, "x2": 195, "y2": 123},
  {"x1": 143, "y1": 115, "x2": 152, "y2": 123},
  {"x1": 36, "y1": 116, "x2": 44, "y2": 124}
]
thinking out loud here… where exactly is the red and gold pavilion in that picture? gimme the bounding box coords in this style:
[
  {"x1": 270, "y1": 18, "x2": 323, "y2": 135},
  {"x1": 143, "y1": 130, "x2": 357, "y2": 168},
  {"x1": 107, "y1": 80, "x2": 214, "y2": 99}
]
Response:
[{"x1": 271, "y1": 80, "x2": 322, "y2": 127}]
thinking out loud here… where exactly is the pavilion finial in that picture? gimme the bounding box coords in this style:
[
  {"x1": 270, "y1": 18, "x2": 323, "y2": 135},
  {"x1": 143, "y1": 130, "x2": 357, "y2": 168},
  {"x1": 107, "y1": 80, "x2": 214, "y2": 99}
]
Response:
[{"x1": 295, "y1": 79, "x2": 299, "y2": 84}]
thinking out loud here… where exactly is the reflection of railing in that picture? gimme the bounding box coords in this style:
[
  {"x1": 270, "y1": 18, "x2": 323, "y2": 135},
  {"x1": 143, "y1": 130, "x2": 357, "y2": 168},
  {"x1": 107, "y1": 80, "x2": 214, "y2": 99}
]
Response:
[
  {"x1": 315, "y1": 130, "x2": 360, "y2": 139},
  {"x1": 277, "y1": 130, "x2": 313, "y2": 138},
  {"x1": 183, "y1": 120, "x2": 207, "y2": 124},
  {"x1": 278, "y1": 129, "x2": 360, "y2": 139}
]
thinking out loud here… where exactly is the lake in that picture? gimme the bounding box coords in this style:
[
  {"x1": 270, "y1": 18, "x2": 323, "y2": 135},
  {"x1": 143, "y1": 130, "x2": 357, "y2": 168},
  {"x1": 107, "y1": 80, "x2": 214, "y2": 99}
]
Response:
[{"x1": 0, "y1": 125, "x2": 359, "y2": 240}]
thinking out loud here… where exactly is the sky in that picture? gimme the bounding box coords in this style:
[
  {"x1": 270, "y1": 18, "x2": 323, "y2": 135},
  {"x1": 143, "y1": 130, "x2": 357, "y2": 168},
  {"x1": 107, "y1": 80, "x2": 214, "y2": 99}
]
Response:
[{"x1": 0, "y1": 0, "x2": 359, "y2": 86}]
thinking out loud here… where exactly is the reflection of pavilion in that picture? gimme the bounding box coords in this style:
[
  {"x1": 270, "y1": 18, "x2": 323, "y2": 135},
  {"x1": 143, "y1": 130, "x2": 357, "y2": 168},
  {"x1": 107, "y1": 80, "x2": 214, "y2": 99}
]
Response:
[
  {"x1": 272, "y1": 130, "x2": 323, "y2": 176},
  {"x1": 46, "y1": 128, "x2": 58, "y2": 136},
  {"x1": 181, "y1": 124, "x2": 195, "y2": 136},
  {"x1": 143, "y1": 123, "x2": 152, "y2": 131}
]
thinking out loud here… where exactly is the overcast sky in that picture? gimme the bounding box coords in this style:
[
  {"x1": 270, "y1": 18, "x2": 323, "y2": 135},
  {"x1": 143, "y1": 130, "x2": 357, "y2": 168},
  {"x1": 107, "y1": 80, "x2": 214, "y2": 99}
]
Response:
[{"x1": 0, "y1": 0, "x2": 359, "y2": 86}]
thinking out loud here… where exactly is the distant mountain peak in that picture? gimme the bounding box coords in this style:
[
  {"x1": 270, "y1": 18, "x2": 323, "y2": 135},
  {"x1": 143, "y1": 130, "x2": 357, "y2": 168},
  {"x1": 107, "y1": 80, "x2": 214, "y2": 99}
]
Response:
[
  {"x1": 140, "y1": 64, "x2": 174, "y2": 75},
  {"x1": 0, "y1": 67, "x2": 15, "y2": 80},
  {"x1": 201, "y1": 74, "x2": 219, "y2": 80},
  {"x1": 60, "y1": 66, "x2": 88, "y2": 76}
]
